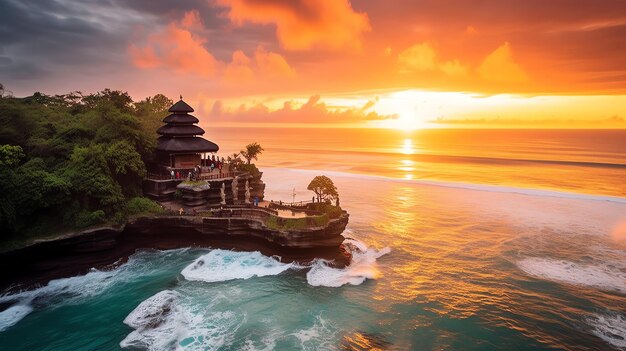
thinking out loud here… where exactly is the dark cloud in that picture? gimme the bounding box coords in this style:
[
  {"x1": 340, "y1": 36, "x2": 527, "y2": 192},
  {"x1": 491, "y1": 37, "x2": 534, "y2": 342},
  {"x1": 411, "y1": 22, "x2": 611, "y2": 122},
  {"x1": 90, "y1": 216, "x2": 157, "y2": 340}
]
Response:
[
  {"x1": 1, "y1": 0, "x2": 626, "y2": 97},
  {"x1": 0, "y1": 0, "x2": 155, "y2": 84},
  {"x1": 0, "y1": 0, "x2": 278, "y2": 92}
]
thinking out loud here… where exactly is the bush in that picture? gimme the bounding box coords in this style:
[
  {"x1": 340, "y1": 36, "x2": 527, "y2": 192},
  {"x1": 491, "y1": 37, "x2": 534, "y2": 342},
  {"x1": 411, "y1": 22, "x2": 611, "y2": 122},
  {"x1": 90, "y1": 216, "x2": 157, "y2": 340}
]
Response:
[
  {"x1": 75, "y1": 210, "x2": 106, "y2": 228},
  {"x1": 238, "y1": 163, "x2": 261, "y2": 178},
  {"x1": 308, "y1": 203, "x2": 343, "y2": 219},
  {"x1": 125, "y1": 197, "x2": 164, "y2": 216}
]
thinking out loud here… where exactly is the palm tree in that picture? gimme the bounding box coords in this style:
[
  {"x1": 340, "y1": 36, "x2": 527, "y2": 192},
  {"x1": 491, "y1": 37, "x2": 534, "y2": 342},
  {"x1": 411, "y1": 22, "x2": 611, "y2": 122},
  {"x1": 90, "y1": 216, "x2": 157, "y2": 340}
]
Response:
[{"x1": 240, "y1": 142, "x2": 264, "y2": 164}]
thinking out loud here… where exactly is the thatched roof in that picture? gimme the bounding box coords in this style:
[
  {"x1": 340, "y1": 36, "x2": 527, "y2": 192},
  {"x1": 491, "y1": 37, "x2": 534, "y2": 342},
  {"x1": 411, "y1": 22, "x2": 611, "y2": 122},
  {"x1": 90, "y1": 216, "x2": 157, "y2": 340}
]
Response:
[
  {"x1": 156, "y1": 136, "x2": 219, "y2": 153},
  {"x1": 157, "y1": 124, "x2": 205, "y2": 136},
  {"x1": 163, "y1": 113, "x2": 199, "y2": 124},
  {"x1": 168, "y1": 99, "x2": 194, "y2": 113}
]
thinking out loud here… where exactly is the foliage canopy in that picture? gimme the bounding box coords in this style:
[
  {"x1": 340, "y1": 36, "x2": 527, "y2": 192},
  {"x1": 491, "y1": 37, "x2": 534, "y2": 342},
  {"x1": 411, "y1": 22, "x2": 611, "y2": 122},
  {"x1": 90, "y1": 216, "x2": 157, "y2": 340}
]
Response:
[
  {"x1": 0, "y1": 87, "x2": 169, "y2": 241},
  {"x1": 307, "y1": 175, "x2": 338, "y2": 203},
  {"x1": 240, "y1": 142, "x2": 264, "y2": 164}
]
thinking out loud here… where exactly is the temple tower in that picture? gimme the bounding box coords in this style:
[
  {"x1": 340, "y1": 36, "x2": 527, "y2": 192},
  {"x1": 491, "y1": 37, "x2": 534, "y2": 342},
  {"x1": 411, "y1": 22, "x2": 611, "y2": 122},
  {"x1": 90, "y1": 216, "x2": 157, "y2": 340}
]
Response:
[{"x1": 155, "y1": 98, "x2": 218, "y2": 169}]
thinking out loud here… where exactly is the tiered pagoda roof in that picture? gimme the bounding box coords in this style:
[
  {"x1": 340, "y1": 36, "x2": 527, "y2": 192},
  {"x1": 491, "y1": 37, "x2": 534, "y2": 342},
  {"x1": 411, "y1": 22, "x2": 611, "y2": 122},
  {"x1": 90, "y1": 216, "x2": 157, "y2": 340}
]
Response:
[{"x1": 156, "y1": 98, "x2": 219, "y2": 153}]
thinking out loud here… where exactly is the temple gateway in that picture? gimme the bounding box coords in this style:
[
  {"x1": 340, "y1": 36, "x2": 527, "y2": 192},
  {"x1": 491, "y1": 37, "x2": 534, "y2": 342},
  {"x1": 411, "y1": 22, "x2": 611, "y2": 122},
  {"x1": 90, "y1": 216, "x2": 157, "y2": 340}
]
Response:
[{"x1": 144, "y1": 98, "x2": 265, "y2": 206}]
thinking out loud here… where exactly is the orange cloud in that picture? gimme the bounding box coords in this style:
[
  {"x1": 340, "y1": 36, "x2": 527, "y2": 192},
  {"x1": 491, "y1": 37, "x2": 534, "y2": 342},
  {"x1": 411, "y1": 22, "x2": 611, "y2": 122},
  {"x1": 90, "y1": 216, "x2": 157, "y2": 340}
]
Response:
[
  {"x1": 224, "y1": 50, "x2": 255, "y2": 83},
  {"x1": 217, "y1": 0, "x2": 371, "y2": 50},
  {"x1": 180, "y1": 10, "x2": 203, "y2": 29},
  {"x1": 129, "y1": 10, "x2": 218, "y2": 77},
  {"x1": 209, "y1": 95, "x2": 392, "y2": 123},
  {"x1": 129, "y1": 46, "x2": 160, "y2": 69},
  {"x1": 398, "y1": 42, "x2": 468, "y2": 77},
  {"x1": 439, "y1": 60, "x2": 469, "y2": 77},
  {"x1": 223, "y1": 46, "x2": 295, "y2": 84},
  {"x1": 398, "y1": 43, "x2": 437, "y2": 72},
  {"x1": 254, "y1": 47, "x2": 295, "y2": 78},
  {"x1": 478, "y1": 42, "x2": 528, "y2": 83}
]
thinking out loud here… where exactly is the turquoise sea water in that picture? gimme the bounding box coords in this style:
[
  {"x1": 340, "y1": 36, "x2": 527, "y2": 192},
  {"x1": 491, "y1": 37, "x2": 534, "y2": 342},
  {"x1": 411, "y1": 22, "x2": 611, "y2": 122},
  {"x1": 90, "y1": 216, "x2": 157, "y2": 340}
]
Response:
[{"x1": 1, "y1": 129, "x2": 625, "y2": 350}]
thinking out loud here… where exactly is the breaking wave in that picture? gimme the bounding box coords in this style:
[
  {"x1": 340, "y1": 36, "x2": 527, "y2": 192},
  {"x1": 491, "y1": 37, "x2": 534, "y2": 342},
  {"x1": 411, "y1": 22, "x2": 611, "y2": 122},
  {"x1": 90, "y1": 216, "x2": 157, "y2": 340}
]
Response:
[
  {"x1": 120, "y1": 289, "x2": 246, "y2": 350},
  {"x1": 0, "y1": 249, "x2": 190, "y2": 333},
  {"x1": 0, "y1": 304, "x2": 33, "y2": 332},
  {"x1": 181, "y1": 250, "x2": 297, "y2": 283},
  {"x1": 516, "y1": 257, "x2": 626, "y2": 294},
  {"x1": 306, "y1": 238, "x2": 391, "y2": 288},
  {"x1": 181, "y1": 238, "x2": 389, "y2": 288},
  {"x1": 587, "y1": 313, "x2": 626, "y2": 350},
  {"x1": 120, "y1": 290, "x2": 185, "y2": 350}
]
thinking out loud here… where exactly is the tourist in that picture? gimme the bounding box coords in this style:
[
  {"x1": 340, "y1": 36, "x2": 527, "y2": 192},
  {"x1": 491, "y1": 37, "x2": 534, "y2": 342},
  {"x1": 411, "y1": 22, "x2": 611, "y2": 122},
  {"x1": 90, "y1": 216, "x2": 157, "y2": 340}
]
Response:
[
  {"x1": 176, "y1": 171, "x2": 180, "y2": 179},
  {"x1": 254, "y1": 196, "x2": 259, "y2": 206},
  {"x1": 312, "y1": 196, "x2": 315, "y2": 203},
  {"x1": 178, "y1": 208, "x2": 184, "y2": 215},
  {"x1": 170, "y1": 169, "x2": 174, "y2": 179}
]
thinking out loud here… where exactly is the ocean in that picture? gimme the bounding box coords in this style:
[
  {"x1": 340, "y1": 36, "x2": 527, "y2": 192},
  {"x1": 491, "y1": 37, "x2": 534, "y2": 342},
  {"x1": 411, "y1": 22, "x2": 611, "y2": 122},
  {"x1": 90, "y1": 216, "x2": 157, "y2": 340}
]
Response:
[{"x1": 0, "y1": 128, "x2": 625, "y2": 350}]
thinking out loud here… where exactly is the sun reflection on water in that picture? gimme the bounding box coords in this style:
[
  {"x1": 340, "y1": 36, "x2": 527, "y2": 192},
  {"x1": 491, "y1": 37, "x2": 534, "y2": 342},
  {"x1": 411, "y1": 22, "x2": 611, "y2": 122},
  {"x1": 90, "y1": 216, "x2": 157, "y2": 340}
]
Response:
[{"x1": 401, "y1": 138, "x2": 414, "y2": 155}]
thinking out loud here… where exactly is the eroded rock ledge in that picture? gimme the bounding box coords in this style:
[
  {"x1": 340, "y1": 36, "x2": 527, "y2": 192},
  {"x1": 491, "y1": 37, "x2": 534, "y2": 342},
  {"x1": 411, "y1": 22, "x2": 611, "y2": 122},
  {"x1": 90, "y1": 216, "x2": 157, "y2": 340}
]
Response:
[{"x1": 0, "y1": 211, "x2": 350, "y2": 293}]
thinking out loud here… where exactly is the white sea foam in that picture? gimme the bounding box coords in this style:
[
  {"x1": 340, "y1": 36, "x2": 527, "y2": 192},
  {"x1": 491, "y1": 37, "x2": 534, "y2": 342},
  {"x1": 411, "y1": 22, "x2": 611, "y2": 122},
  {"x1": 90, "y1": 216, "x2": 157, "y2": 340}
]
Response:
[
  {"x1": 0, "y1": 268, "x2": 120, "y2": 307},
  {"x1": 0, "y1": 304, "x2": 33, "y2": 332},
  {"x1": 306, "y1": 238, "x2": 391, "y2": 287},
  {"x1": 0, "y1": 249, "x2": 190, "y2": 333},
  {"x1": 587, "y1": 313, "x2": 626, "y2": 350},
  {"x1": 516, "y1": 257, "x2": 626, "y2": 293},
  {"x1": 241, "y1": 331, "x2": 279, "y2": 351},
  {"x1": 290, "y1": 315, "x2": 337, "y2": 351},
  {"x1": 120, "y1": 290, "x2": 185, "y2": 351},
  {"x1": 181, "y1": 250, "x2": 296, "y2": 283},
  {"x1": 121, "y1": 289, "x2": 247, "y2": 350}
]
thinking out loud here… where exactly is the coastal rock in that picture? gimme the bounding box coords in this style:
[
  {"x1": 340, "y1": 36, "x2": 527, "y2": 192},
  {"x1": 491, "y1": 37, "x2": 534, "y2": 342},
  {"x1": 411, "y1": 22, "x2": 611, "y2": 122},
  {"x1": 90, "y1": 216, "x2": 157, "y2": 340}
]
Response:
[{"x1": 0, "y1": 211, "x2": 349, "y2": 292}]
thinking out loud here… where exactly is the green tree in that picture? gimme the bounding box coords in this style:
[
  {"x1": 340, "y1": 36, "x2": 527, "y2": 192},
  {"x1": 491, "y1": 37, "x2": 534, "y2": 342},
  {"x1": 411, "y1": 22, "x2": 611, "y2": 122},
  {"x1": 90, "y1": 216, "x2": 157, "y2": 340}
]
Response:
[
  {"x1": 307, "y1": 176, "x2": 338, "y2": 203},
  {"x1": 0, "y1": 89, "x2": 180, "y2": 241},
  {"x1": 0, "y1": 144, "x2": 24, "y2": 167},
  {"x1": 135, "y1": 94, "x2": 174, "y2": 139},
  {"x1": 240, "y1": 142, "x2": 264, "y2": 164},
  {"x1": 227, "y1": 152, "x2": 243, "y2": 169}
]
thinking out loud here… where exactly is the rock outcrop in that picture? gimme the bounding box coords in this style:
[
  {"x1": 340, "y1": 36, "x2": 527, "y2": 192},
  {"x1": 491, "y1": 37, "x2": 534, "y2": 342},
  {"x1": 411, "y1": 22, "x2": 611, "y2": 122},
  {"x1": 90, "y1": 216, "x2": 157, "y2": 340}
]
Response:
[{"x1": 0, "y1": 210, "x2": 349, "y2": 293}]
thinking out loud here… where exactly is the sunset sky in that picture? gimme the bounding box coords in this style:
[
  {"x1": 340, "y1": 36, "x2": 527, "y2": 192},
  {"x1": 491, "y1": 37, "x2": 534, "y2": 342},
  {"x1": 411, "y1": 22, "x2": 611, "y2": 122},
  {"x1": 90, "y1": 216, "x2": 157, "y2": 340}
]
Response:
[{"x1": 2, "y1": 0, "x2": 626, "y2": 128}]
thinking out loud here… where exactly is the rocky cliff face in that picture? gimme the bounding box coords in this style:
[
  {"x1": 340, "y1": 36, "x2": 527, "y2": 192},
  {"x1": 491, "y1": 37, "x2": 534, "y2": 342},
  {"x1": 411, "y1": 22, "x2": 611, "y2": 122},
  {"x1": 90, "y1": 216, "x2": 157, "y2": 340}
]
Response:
[{"x1": 0, "y1": 211, "x2": 349, "y2": 292}]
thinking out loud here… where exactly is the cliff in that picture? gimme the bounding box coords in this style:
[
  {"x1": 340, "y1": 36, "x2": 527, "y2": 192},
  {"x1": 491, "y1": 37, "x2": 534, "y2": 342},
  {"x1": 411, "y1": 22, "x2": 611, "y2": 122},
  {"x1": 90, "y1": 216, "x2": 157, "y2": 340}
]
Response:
[{"x1": 0, "y1": 211, "x2": 349, "y2": 293}]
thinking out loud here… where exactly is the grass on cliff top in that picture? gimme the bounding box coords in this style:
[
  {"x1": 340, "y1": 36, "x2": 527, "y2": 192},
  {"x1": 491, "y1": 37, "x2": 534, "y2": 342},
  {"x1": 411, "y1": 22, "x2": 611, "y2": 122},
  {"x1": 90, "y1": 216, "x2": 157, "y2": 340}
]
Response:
[
  {"x1": 180, "y1": 180, "x2": 208, "y2": 186},
  {"x1": 307, "y1": 203, "x2": 344, "y2": 219},
  {"x1": 264, "y1": 214, "x2": 329, "y2": 231}
]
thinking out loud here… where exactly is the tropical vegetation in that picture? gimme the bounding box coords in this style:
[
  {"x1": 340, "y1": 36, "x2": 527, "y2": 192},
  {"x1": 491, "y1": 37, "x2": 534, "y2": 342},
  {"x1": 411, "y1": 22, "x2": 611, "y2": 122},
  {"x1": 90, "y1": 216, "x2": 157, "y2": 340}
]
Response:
[
  {"x1": 0, "y1": 88, "x2": 169, "y2": 247},
  {"x1": 307, "y1": 175, "x2": 339, "y2": 203}
]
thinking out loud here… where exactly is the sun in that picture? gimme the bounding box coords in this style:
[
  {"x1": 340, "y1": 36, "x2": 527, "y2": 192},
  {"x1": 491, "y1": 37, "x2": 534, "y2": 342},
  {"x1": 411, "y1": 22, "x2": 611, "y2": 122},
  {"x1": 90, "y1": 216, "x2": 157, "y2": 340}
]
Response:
[
  {"x1": 395, "y1": 112, "x2": 426, "y2": 130},
  {"x1": 371, "y1": 90, "x2": 445, "y2": 130}
]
